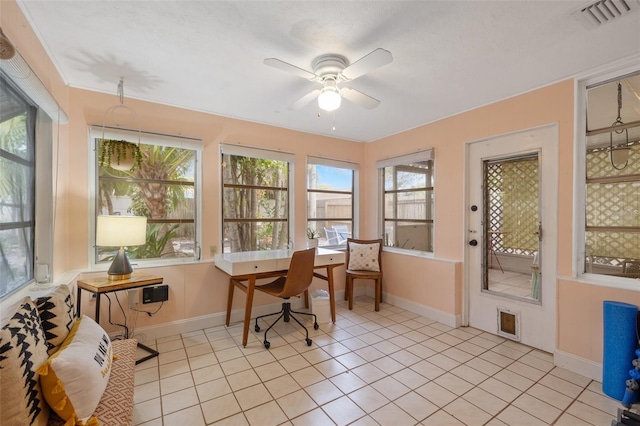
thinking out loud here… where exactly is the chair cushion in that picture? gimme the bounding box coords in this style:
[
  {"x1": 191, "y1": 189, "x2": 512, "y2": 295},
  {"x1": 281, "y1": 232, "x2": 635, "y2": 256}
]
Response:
[
  {"x1": 348, "y1": 242, "x2": 380, "y2": 272},
  {"x1": 37, "y1": 315, "x2": 113, "y2": 425},
  {"x1": 35, "y1": 285, "x2": 77, "y2": 354},
  {"x1": 0, "y1": 297, "x2": 51, "y2": 426}
]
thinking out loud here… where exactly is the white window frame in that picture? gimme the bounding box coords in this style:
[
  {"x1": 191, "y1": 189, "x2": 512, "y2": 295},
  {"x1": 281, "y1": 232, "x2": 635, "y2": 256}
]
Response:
[
  {"x1": 306, "y1": 156, "x2": 359, "y2": 249},
  {"x1": 0, "y1": 74, "x2": 55, "y2": 300},
  {"x1": 574, "y1": 60, "x2": 640, "y2": 290},
  {"x1": 377, "y1": 149, "x2": 435, "y2": 256},
  {"x1": 219, "y1": 143, "x2": 295, "y2": 253},
  {"x1": 88, "y1": 125, "x2": 203, "y2": 270}
]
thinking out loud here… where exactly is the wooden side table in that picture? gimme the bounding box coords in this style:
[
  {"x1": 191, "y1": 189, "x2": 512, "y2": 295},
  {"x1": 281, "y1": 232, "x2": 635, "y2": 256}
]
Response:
[{"x1": 77, "y1": 273, "x2": 163, "y2": 364}]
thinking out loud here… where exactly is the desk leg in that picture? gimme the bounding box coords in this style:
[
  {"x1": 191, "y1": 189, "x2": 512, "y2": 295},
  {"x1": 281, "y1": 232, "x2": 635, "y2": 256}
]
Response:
[
  {"x1": 226, "y1": 277, "x2": 234, "y2": 326},
  {"x1": 327, "y1": 265, "x2": 337, "y2": 323},
  {"x1": 76, "y1": 287, "x2": 82, "y2": 318},
  {"x1": 95, "y1": 294, "x2": 101, "y2": 324},
  {"x1": 242, "y1": 277, "x2": 256, "y2": 347}
]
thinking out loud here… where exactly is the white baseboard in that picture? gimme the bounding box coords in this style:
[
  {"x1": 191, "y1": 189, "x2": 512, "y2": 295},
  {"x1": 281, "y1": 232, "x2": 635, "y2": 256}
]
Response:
[
  {"x1": 119, "y1": 295, "x2": 313, "y2": 344},
  {"x1": 362, "y1": 287, "x2": 460, "y2": 328},
  {"x1": 554, "y1": 349, "x2": 602, "y2": 381}
]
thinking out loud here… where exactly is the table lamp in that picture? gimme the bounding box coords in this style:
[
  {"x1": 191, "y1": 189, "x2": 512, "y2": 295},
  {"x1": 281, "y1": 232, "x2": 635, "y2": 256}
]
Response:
[{"x1": 96, "y1": 215, "x2": 147, "y2": 280}]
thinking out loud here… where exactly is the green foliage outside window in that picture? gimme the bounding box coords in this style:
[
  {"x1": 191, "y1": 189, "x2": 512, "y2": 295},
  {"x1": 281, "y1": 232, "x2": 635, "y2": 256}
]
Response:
[{"x1": 97, "y1": 140, "x2": 196, "y2": 262}]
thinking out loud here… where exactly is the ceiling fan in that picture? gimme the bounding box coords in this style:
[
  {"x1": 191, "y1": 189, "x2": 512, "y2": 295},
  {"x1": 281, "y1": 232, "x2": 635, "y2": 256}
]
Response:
[{"x1": 264, "y1": 48, "x2": 393, "y2": 112}]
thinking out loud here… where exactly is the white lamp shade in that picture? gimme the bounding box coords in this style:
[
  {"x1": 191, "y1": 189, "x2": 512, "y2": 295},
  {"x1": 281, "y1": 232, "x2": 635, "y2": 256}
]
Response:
[
  {"x1": 318, "y1": 87, "x2": 342, "y2": 112},
  {"x1": 96, "y1": 215, "x2": 147, "y2": 247}
]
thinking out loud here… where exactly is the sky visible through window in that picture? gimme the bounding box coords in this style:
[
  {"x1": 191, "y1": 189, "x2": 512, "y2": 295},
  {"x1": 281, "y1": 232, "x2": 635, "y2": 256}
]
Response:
[{"x1": 315, "y1": 165, "x2": 351, "y2": 190}]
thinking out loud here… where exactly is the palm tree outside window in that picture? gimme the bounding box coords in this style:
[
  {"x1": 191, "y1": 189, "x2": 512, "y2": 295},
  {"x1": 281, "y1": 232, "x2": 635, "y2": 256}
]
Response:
[{"x1": 93, "y1": 127, "x2": 200, "y2": 266}]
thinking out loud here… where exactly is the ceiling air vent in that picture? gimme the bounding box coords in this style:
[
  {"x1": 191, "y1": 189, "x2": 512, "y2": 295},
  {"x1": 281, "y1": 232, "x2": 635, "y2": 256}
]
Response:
[{"x1": 574, "y1": 0, "x2": 639, "y2": 27}]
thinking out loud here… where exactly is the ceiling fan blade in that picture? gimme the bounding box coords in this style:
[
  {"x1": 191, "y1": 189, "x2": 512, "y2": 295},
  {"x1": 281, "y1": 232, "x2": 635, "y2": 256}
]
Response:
[
  {"x1": 289, "y1": 89, "x2": 322, "y2": 110},
  {"x1": 341, "y1": 48, "x2": 393, "y2": 81},
  {"x1": 341, "y1": 87, "x2": 380, "y2": 109},
  {"x1": 264, "y1": 58, "x2": 317, "y2": 80}
]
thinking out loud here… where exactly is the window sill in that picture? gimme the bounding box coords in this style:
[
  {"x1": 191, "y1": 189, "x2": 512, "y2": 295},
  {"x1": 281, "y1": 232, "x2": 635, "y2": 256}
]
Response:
[
  {"x1": 568, "y1": 272, "x2": 640, "y2": 292},
  {"x1": 319, "y1": 246, "x2": 347, "y2": 252},
  {"x1": 91, "y1": 257, "x2": 212, "y2": 273},
  {"x1": 383, "y1": 246, "x2": 435, "y2": 259}
]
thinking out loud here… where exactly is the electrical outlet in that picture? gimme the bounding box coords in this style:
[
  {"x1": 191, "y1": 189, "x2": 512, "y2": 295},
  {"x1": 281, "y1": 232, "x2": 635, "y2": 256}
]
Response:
[
  {"x1": 128, "y1": 289, "x2": 139, "y2": 309},
  {"x1": 210, "y1": 245, "x2": 217, "y2": 256}
]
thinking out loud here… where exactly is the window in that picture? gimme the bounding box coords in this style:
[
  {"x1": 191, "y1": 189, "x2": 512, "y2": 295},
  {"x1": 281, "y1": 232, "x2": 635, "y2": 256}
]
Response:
[
  {"x1": 377, "y1": 150, "x2": 434, "y2": 253},
  {"x1": 0, "y1": 76, "x2": 37, "y2": 297},
  {"x1": 307, "y1": 157, "x2": 358, "y2": 248},
  {"x1": 583, "y1": 71, "x2": 640, "y2": 278},
  {"x1": 92, "y1": 127, "x2": 201, "y2": 266},
  {"x1": 221, "y1": 144, "x2": 293, "y2": 253}
]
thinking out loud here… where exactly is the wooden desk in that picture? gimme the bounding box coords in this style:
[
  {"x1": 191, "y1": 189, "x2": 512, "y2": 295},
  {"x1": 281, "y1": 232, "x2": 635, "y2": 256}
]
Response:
[
  {"x1": 215, "y1": 248, "x2": 345, "y2": 347},
  {"x1": 76, "y1": 273, "x2": 163, "y2": 364}
]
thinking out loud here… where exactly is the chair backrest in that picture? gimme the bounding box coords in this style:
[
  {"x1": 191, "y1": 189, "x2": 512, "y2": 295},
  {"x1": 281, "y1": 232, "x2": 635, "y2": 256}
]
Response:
[
  {"x1": 324, "y1": 227, "x2": 340, "y2": 245},
  {"x1": 281, "y1": 248, "x2": 316, "y2": 298},
  {"x1": 346, "y1": 238, "x2": 383, "y2": 272},
  {"x1": 332, "y1": 225, "x2": 350, "y2": 244}
]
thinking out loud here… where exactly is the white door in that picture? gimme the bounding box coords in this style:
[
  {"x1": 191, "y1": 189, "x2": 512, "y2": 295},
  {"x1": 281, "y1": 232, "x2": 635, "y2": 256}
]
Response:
[{"x1": 465, "y1": 125, "x2": 558, "y2": 353}]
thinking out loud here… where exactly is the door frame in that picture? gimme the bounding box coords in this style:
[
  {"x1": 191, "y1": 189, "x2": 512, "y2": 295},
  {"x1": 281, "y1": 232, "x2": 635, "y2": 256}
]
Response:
[{"x1": 462, "y1": 124, "x2": 559, "y2": 352}]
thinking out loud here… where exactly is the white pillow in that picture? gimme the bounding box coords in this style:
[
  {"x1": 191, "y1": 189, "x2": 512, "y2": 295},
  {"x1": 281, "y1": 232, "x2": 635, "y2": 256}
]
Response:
[
  {"x1": 348, "y1": 242, "x2": 380, "y2": 272},
  {"x1": 37, "y1": 315, "x2": 112, "y2": 425}
]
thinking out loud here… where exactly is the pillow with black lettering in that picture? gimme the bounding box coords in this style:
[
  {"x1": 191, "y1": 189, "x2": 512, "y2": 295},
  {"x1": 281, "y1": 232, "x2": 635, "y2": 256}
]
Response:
[{"x1": 37, "y1": 315, "x2": 112, "y2": 425}]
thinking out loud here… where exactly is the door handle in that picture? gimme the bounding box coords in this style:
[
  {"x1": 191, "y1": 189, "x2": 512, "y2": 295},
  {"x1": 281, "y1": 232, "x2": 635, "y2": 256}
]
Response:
[
  {"x1": 469, "y1": 239, "x2": 478, "y2": 247},
  {"x1": 534, "y1": 221, "x2": 542, "y2": 241}
]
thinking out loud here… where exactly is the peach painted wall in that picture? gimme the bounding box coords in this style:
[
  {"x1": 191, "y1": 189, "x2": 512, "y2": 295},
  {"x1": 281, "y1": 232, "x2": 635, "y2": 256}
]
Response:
[
  {"x1": 558, "y1": 279, "x2": 640, "y2": 364},
  {"x1": 66, "y1": 87, "x2": 361, "y2": 331},
  {"x1": 361, "y1": 81, "x2": 575, "y2": 321},
  {"x1": 5, "y1": 0, "x2": 639, "y2": 365}
]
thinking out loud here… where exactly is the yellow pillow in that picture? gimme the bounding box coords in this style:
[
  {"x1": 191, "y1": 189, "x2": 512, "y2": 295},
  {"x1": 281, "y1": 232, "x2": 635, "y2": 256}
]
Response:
[{"x1": 37, "y1": 315, "x2": 113, "y2": 425}]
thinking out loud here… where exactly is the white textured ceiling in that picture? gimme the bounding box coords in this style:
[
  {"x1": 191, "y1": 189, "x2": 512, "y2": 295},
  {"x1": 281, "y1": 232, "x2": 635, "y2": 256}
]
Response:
[{"x1": 16, "y1": 0, "x2": 640, "y2": 142}]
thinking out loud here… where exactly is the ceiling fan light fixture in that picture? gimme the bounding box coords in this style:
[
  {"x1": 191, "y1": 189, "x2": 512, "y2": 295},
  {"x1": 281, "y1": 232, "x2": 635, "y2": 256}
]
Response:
[{"x1": 318, "y1": 86, "x2": 341, "y2": 112}]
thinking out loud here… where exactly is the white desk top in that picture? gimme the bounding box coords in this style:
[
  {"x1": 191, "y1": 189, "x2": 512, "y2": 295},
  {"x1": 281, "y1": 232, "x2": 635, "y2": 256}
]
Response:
[{"x1": 214, "y1": 248, "x2": 345, "y2": 276}]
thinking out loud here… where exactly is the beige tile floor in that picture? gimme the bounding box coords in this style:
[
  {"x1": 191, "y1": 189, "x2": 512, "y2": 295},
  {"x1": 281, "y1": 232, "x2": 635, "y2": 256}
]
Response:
[
  {"x1": 488, "y1": 269, "x2": 534, "y2": 299},
  {"x1": 132, "y1": 296, "x2": 625, "y2": 425}
]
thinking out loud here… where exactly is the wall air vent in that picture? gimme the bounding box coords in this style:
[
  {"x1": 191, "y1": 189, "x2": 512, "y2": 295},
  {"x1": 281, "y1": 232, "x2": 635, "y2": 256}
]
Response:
[{"x1": 574, "y1": 0, "x2": 639, "y2": 28}]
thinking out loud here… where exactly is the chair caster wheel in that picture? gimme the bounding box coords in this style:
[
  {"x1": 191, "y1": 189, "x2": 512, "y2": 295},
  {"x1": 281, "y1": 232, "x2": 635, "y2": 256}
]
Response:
[
  {"x1": 306, "y1": 338, "x2": 312, "y2": 346},
  {"x1": 264, "y1": 341, "x2": 270, "y2": 349},
  {"x1": 313, "y1": 323, "x2": 319, "y2": 330},
  {"x1": 255, "y1": 325, "x2": 260, "y2": 332}
]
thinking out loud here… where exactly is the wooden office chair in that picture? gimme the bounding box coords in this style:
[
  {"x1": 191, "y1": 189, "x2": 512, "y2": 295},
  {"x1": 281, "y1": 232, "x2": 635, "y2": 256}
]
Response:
[
  {"x1": 345, "y1": 238, "x2": 383, "y2": 311},
  {"x1": 254, "y1": 248, "x2": 318, "y2": 349}
]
